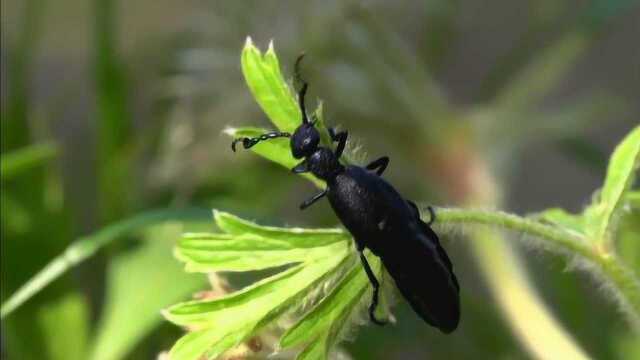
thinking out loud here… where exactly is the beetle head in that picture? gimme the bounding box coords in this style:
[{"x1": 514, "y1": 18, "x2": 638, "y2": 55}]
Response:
[{"x1": 290, "y1": 122, "x2": 320, "y2": 159}]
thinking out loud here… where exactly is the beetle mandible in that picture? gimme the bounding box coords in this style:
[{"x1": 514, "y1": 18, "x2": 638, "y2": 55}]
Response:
[{"x1": 232, "y1": 55, "x2": 460, "y2": 333}]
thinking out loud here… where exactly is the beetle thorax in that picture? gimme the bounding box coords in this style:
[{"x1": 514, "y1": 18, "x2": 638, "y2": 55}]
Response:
[{"x1": 308, "y1": 147, "x2": 343, "y2": 181}]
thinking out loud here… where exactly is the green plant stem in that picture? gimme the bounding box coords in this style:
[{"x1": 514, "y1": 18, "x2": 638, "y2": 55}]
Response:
[
  {"x1": 435, "y1": 207, "x2": 592, "y2": 257},
  {"x1": 434, "y1": 207, "x2": 640, "y2": 330},
  {"x1": 0, "y1": 208, "x2": 209, "y2": 319},
  {"x1": 598, "y1": 256, "x2": 640, "y2": 329}
]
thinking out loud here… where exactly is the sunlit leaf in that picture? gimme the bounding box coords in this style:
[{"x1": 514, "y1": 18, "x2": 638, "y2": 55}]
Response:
[
  {"x1": 229, "y1": 39, "x2": 346, "y2": 188},
  {"x1": 213, "y1": 210, "x2": 346, "y2": 245},
  {"x1": 628, "y1": 191, "x2": 640, "y2": 208},
  {"x1": 241, "y1": 38, "x2": 300, "y2": 132},
  {"x1": 0, "y1": 190, "x2": 32, "y2": 234},
  {"x1": 280, "y1": 255, "x2": 383, "y2": 357},
  {"x1": 90, "y1": 223, "x2": 207, "y2": 360},
  {"x1": 1, "y1": 208, "x2": 209, "y2": 319},
  {"x1": 38, "y1": 292, "x2": 89, "y2": 360},
  {"x1": 176, "y1": 233, "x2": 346, "y2": 272},
  {"x1": 165, "y1": 243, "x2": 353, "y2": 360},
  {"x1": 617, "y1": 209, "x2": 640, "y2": 270},
  {"x1": 584, "y1": 126, "x2": 640, "y2": 245},
  {"x1": 538, "y1": 208, "x2": 585, "y2": 235}
]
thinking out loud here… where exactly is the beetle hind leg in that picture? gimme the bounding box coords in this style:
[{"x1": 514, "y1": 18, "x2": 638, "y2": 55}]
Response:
[
  {"x1": 407, "y1": 200, "x2": 437, "y2": 226},
  {"x1": 358, "y1": 251, "x2": 387, "y2": 326},
  {"x1": 426, "y1": 205, "x2": 436, "y2": 226}
]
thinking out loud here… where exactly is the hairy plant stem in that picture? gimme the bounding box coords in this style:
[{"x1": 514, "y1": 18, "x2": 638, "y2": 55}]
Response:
[{"x1": 432, "y1": 207, "x2": 640, "y2": 330}]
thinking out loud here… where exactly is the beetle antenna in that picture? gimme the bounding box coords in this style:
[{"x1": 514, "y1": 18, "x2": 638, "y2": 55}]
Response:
[
  {"x1": 294, "y1": 53, "x2": 309, "y2": 124},
  {"x1": 231, "y1": 131, "x2": 291, "y2": 152}
]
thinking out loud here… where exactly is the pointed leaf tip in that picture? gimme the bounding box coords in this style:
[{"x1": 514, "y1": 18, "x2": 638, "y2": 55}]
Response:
[
  {"x1": 223, "y1": 128, "x2": 238, "y2": 136},
  {"x1": 586, "y1": 125, "x2": 640, "y2": 246}
]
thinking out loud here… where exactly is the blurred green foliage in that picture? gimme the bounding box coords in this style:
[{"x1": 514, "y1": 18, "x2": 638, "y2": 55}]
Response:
[{"x1": 1, "y1": 0, "x2": 639, "y2": 359}]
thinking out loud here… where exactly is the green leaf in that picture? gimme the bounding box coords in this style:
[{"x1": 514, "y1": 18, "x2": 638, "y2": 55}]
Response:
[
  {"x1": 584, "y1": 126, "x2": 640, "y2": 246},
  {"x1": 284, "y1": 253, "x2": 390, "y2": 360},
  {"x1": 231, "y1": 39, "x2": 355, "y2": 186},
  {"x1": 90, "y1": 223, "x2": 207, "y2": 360},
  {"x1": 628, "y1": 191, "x2": 640, "y2": 208},
  {"x1": 37, "y1": 292, "x2": 90, "y2": 360},
  {"x1": 166, "y1": 241, "x2": 351, "y2": 326},
  {"x1": 176, "y1": 233, "x2": 345, "y2": 272},
  {"x1": 538, "y1": 208, "x2": 585, "y2": 235},
  {"x1": 187, "y1": 208, "x2": 348, "y2": 271},
  {"x1": 168, "y1": 326, "x2": 244, "y2": 360},
  {"x1": 213, "y1": 210, "x2": 346, "y2": 245},
  {"x1": 0, "y1": 142, "x2": 58, "y2": 181},
  {"x1": 280, "y1": 258, "x2": 370, "y2": 351},
  {"x1": 165, "y1": 245, "x2": 353, "y2": 360},
  {"x1": 164, "y1": 264, "x2": 303, "y2": 328},
  {"x1": 1, "y1": 208, "x2": 209, "y2": 319},
  {"x1": 617, "y1": 209, "x2": 640, "y2": 271},
  {"x1": 295, "y1": 335, "x2": 329, "y2": 360},
  {"x1": 241, "y1": 37, "x2": 301, "y2": 132},
  {"x1": 0, "y1": 190, "x2": 32, "y2": 234}
]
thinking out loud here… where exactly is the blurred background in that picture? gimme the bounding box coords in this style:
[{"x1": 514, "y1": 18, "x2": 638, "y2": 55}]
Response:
[{"x1": 1, "y1": 0, "x2": 639, "y2": 359}]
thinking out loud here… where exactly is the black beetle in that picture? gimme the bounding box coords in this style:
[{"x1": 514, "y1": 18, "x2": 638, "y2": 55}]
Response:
[{"x1": 232, "y1": 56, "x2": 460, "y2": 333}]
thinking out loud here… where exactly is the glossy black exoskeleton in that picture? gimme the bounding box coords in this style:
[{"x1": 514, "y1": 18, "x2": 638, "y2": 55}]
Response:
[{"x1": 231, "y1": 56, "x2": 460, "y2": 333}]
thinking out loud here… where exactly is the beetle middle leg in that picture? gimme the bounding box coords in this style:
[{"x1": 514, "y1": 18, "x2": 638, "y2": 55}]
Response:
[
  {"x1": 327, "y1": 127, "x2": 349, "y2": 158},
  {"x1": 299, "y1": 189, "x2": 327, "y2": 210},
  {"x1": 358, "y1": 250, "x2": 387, "y2": 326},
  {"x1": 366, "y1": 156, "x2": 389, "y2": 176}
]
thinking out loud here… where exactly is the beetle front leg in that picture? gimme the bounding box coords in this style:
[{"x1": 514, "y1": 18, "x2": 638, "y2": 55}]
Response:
[
  {"x1": 299, "y1": 189, "x2": 327, "y2": 210},
  {"x1": 292, "y1": 159, "x2": 310, "y2": 174},
  {"x1": 358, "y1": 250, "x2": 387, "y2": 326}
]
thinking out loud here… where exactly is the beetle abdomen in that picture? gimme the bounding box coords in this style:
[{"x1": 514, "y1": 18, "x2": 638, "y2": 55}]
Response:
[
  {"x1": 381, "y1": 220, "x2": 460, "y2": 333},
  {"x1": 328, "y1": 166, "x2": 460, "y2": 331}
]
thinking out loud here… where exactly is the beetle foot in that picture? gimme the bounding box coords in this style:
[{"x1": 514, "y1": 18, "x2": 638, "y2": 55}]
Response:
[{"x1": 369, "y1": 304, "x2": 387, "y2": 326}]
